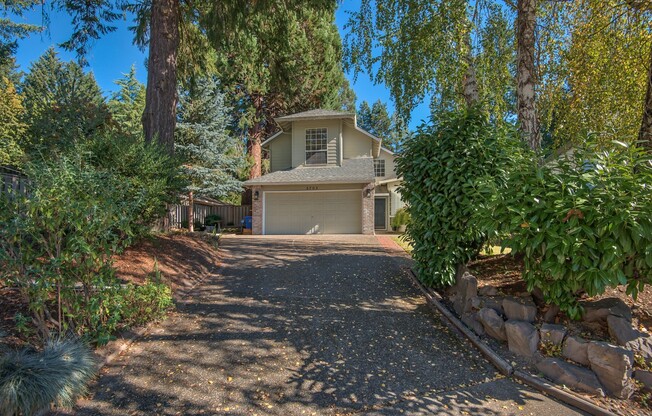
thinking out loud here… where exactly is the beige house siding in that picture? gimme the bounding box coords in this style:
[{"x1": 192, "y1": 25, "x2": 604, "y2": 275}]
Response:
[
  {"x1": 269, "y1": 133, "x2": 292, "y2": 172},
  {"x1": 375, "y1": 149, "x2": 397, "y2": 180},
  {"x1": 342, "y1": 124, "x2": 373, "y2": 158},
  {"x1": 291, "y1": 120, "x2": 341, "y2": 167}
]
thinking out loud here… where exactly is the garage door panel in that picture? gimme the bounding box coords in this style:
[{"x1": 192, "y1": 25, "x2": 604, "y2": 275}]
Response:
[{"x1": 264, "y1": 191, "x2": 361, "y2": 235}]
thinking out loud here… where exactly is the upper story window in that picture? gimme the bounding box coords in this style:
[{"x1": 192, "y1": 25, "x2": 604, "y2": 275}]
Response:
[
  {"x1": 374, "y1": 159, "x2": 386, "y2": 177},
  {"x1": 306, "y1": 128, "x2": 328, "y2": 165}
]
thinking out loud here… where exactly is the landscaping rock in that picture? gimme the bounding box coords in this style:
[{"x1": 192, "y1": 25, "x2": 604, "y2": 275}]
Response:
[
  {"x1": 562, "y1": 336, "x2": 590, "y2": 366},
  {"x1": 530, "y1": 287, "x2": 546, "y2": 306},
  {"x1": 607, "y1": 315, "x2": 640, "y2": 345},
  {"x1": 479, "y1": 297, "x2": 504, "y2": 315},
  {"x1": 536, "y1": 357, "x2": 605, "y2": 397},
  {"x1": 543, "y1": 305, "x2": 560, "y2": 323},
  {"x1": 478, "y1": 285, "x2": 498, "y2": 296},
  {"x1": 453, "y1": 273, "x2": 478, "y2": 316},
  {"x1": 587, "y1": 341, "x2": 635, "y2": 399},
  {"x1": 581, "y1": 297, "x2": 632, "y2": 323},
  {"x1": 634, "y1": 370, "x2": 652, "y2": 391},
  {"x1": 625, "y1": 336, "x2": 652, "y2": 363},
  {"x1": 502, "y1": 297, "x2": 537, "y2": 322},
  {"x1": 540, "y1": 323, "x2": 567, "y2": 347},
  {"x1": 462, "y1": 312, "x2": 485, "y2": 336},
  {"x1": 477, "y1": 308, "x2": 506, "y2": 341},
  {"x1": 505, "y1": 320, "x2": 539, "y2": 358}
]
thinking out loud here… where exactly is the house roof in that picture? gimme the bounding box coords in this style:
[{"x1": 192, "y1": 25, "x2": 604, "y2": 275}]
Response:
[
  {"x1": 243, "y1": 158, "x2": 375, "y2": 186},
  {"x1": 274, "y1": 109, "x2": 356, "y2": 122}
]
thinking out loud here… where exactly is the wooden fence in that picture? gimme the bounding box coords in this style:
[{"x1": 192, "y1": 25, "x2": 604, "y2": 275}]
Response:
[
  {"x1": 168, "y1": 202, "x2": 251, "y2": 229},
  {"x1": 1, "y1": 172, "x2": 28, "y2": 196}
]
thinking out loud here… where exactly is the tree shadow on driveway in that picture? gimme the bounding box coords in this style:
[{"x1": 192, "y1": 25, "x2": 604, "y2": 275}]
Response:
[{"x1": 71, "y1": 236, "x2": 583, "y2": 415}]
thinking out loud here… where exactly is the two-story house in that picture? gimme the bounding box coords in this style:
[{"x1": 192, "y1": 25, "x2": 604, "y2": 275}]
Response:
[{"x1": 244, "y1": 109, "x2": 404, "y2": 235}]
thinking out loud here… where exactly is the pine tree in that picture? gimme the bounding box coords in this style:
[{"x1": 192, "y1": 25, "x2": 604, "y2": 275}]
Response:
[
  {"x1": 175, "y1": 78, "x2": 245, "y2": 230},
  {"x1": 0, "y1": 76, "x2": 26, "y2": 167},
  {"x1": 357, "y1": 99, "x2": 408, "y2": 152},
  {"x1": 108, "y1": 65, "x2": 146, "y2": 139},
  {"x1": 21, "y1": 48, "x2": 109, "y2": 153}
]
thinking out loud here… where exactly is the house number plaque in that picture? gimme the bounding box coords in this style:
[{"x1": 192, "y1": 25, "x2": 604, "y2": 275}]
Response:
[{"x1": 306, "y1": 186, "x2": 319, "y2": 190}]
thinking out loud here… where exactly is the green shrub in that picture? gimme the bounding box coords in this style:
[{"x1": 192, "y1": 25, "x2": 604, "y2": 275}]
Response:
[
  {"x1": 396, "y1": 106, "x2": 525, "y2": 287},
  {"x1": 204, "y1": 214, "x2": 222, "y2": 226},
  {"x1": 0, "y1": 338, "x2": 96, "y2": 415},
  {"x1": 391, "y1": 208, "x2": 410, "y2": 229},
  {"x1": 0, "y1": 135, "x2": 182, "y2": 341},
  {"x1": 83, "y1": 133, "x2": 186, "y2": 237},
  {"x1": 482, "y1": 142, "x2": 652, "y2": 318}
]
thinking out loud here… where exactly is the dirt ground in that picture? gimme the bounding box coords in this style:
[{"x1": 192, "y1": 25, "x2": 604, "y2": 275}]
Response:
[{"x1": 0, "y1": 232, "x2": 222, "y2": 350}]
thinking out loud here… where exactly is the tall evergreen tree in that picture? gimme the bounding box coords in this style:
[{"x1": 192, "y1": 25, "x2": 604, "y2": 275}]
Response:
[
  {"x1": 108, "y1": 65, "x2": 146, "y2": 139},
  {"x1": 357, "y1": 99, "x2": 408, "y2": 152},
  {"x1": 21, "y1": 48, "x2": 109, "y2": 153},
  {"x1": 204, "y1": 1, "x2": 348, "y2": 196},
  {"x1": 0, "y1": 76, "x2": 26, "y2": 167},
  {"x1": 175, "y1": 78, "x2": 245, "y2": 229}
]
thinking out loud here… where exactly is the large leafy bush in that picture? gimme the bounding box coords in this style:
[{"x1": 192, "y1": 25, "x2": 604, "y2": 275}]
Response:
[
  {"x1": 0, "y1": 136, "x2": 181, "y2": 341},
  {"x1": 396, "y1": 107, "x2": 525, "y2": 287},
  {"x1": 482, "y1": 142, "x2": 652, "y2": 318}
]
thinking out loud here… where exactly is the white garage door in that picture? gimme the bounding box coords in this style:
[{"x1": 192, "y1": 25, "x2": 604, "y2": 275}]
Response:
[{"x1": 264, "y1": 191, "x2": 362, "y2": 235}]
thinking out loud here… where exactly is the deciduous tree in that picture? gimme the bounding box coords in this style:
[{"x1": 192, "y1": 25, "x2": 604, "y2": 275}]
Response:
[{"x1": 0, "y1": 76, "x2": 26, "y2": 167}]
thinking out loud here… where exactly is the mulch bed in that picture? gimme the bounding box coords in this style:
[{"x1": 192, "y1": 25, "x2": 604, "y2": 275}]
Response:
[
  {"x1": 468, "y1": 254, "x2": 652, "y2": 415},
  {"x1": 0, "y1": 232, "x2": 222, "y2": 351}
]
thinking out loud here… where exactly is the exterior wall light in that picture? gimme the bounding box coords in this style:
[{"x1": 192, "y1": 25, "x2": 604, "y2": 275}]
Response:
[{"x1": 254, "y1": 190, "x2": 260, "y2": 201}]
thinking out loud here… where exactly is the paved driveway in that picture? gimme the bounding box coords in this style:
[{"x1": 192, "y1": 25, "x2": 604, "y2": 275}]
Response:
[{"x1": 77, "y1": 235, "x2": 583, "y2": 415}]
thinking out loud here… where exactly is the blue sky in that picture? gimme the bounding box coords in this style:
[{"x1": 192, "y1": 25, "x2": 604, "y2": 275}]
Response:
[{"x1": 11, "y1": 3, "x2": 430, "y2": 128}]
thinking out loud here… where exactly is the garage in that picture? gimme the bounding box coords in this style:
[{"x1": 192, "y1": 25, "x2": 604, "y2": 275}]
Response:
[{"x1": 264, "y1": 190, "x2": 362, "y2": 234}]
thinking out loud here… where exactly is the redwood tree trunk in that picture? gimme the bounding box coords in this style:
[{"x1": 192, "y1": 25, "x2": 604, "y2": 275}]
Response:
[
  {"x1": 639, "y1": 42, "x2": 652, "y2": 152},
  {"x1": 242, "y1": 95, "x2": 265, "y2": 206},
  {"x1": 142, "y1": 0, "x2": 180, "y2": 154},
  {"x1": 516, "y1": 0, "x2": 541, "y2": 151}
]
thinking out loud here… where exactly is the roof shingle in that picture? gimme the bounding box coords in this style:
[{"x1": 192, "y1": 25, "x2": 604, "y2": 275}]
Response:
[{"x1": 243, "y1": 158, "x2": 374, "y2": 186}]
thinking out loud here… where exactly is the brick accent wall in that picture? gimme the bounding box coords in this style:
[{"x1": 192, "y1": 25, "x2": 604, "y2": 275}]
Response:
[
  {"x1": 362, "y1": 182, "x2": 375, "y2": 235},
  {"x1": 252, "y1": 186, "x2": 263, "y2": 235}
]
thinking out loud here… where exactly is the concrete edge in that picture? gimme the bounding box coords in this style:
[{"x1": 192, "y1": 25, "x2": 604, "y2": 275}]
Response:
[
  {"x1": 405, "y1": 268, "x2": 616, "y2": 416},
  {"x1": 93, "y1": 234, "x2": 225, "y2": 371}
]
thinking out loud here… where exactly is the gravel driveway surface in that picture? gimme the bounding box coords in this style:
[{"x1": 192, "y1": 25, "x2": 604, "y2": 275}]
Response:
[{"x1": 75, "y1": 235, "x2": 584, "y2": 415}]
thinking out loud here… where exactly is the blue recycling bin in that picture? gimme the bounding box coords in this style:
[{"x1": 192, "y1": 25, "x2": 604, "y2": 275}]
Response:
[{"x1": 244, "y1": 216, "x2": 253, "y2": 229}]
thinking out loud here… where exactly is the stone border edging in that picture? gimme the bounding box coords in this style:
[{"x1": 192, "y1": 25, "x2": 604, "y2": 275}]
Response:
[
  {"x1": 404, "y1": 269, "x2": 616, "y2": 416},
  {"x1": 514, "y1": 370, "x2": 615, "y2": 416}
]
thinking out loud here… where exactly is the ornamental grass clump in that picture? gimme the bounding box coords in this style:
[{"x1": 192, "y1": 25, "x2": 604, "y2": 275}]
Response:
[{"x1": 0, "y1": 338, "x2": 97, "y2": 416}]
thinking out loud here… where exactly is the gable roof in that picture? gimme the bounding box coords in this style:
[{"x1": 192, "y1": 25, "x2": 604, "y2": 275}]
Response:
[
  {"x1": 274, "y1": 109, "x2": 356, "y2": 122},
  {"x1": 243, "y1": 158, "x2": 374, "y2": 186}
]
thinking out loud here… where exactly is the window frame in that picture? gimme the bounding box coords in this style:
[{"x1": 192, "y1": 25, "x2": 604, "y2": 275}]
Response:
[
  {"x1": 374, "y1": 159, "x2": 386, "y2": 177},
  {"x1": 305, "y1": 127, "x2": 328, "y2": 165}
]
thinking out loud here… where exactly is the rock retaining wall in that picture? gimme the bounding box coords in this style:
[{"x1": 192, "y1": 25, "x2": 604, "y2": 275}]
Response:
[{"x1": 449, "y1": 273, "x2": 651, "y2": 400}]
